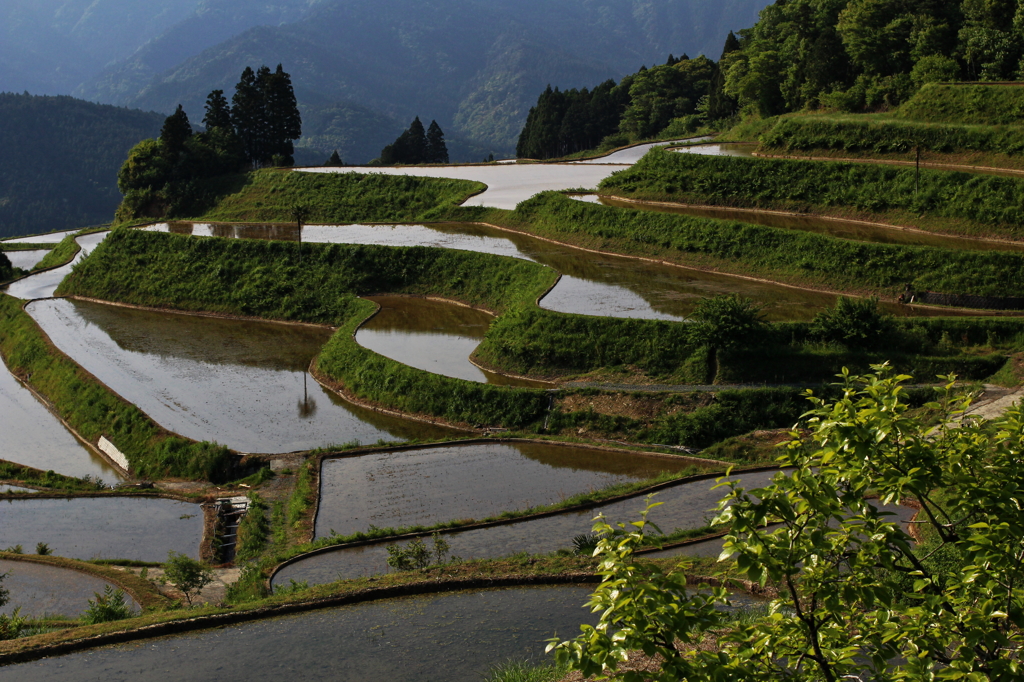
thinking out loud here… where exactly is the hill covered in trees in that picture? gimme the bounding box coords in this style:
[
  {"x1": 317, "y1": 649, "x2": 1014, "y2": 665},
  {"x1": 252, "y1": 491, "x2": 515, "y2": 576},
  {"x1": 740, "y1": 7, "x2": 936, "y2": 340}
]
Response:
[
  {"x1": 519, "y1": 0, "x2": 1024, "y2": 158},
  {"x1": 0, "y1": 93, "x2": 164, "y2": 239}
]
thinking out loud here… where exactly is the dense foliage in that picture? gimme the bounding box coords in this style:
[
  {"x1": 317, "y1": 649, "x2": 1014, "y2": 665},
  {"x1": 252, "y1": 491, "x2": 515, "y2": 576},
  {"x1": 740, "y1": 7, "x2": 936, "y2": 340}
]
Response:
[
  {"x1": 0, "y1": 93, "x2": 163, "y2": 239},
  {"x1": 516, "y1": 46, "x2": 736, "y2": 159},
  {"x1": 379, "y1": 117, "x2": 449, "y2": 164},
  {"x1": 0, "y1": 251, "x2": 13, "y2": 282},
  {"x1": 722, "y1": 0, "x2": 1024, "y2": 116},
  {"x1": 116, "y1": 64, "x2": 301, "y2": 222},
  {"x1": 553, "y1": 368, "x2": 1024, "y2": 680}
]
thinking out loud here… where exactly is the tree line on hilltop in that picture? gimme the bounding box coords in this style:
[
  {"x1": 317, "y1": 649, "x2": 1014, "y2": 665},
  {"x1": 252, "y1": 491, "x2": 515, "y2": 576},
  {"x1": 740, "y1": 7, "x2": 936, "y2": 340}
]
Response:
[
  {"x1": 117, "y1": 64, "x2": 301, "y2": 221},
  {"x1": 518, "y1": 0, "x2": 1024, "y2": 159}
]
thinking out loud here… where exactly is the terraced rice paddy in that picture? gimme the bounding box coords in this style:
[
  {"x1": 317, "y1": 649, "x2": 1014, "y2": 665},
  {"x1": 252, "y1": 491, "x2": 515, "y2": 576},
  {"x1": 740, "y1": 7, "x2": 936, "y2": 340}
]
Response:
[{"x1": 0, "y1": 559, "x2": 139, "y2": 618}]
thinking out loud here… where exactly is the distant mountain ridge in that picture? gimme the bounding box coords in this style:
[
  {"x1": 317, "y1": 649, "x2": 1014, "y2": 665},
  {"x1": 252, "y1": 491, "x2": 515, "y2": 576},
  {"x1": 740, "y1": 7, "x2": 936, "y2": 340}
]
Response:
[{"x1": 67, "y1": 0, "x2": 770, "y2": 161}]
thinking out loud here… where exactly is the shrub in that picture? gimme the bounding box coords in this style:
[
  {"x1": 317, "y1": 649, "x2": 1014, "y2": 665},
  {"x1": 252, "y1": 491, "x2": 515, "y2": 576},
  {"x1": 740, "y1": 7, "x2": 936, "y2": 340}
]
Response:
[
  {"x1": 81, "y1": 585, "x2": 136, "y2": 624},
  {"x1": 809, "y1": 296, "x2": 893, "y2": 349}
]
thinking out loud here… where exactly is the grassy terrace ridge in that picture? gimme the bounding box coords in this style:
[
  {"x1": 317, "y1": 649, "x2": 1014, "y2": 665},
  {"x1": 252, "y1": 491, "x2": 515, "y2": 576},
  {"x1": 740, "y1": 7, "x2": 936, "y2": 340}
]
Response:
[
  {"x1": 0, "y1": 552, "x2": 169, "y2": 611},
  {"x1": 474, "y1": 306, "x2": 1016, "y2": 385},
  {"x1": 896, "y1": 83, "x2": 1024, "y2": 127},
  {"x1": 751, "y1": 113, "x2": 1024, "y2": 172},
  {"x1": 0, "y1": 460, "x2": 107, "y2": 492},
  {"x1": 119, "y1": 168, "x2": 486, "y2": 226},
  {"x1": 0, "y1": 293, "x2": 231, "y2": 481},
  {"x1": 600, "y1": 149, "x2": 1024, "y2": 243},
  {"x1": 29, "y1": 233, "x2": 80, "y2": 272},
  {"x1": 58, "y1": 230, "x2": 819, "y2": 443}
]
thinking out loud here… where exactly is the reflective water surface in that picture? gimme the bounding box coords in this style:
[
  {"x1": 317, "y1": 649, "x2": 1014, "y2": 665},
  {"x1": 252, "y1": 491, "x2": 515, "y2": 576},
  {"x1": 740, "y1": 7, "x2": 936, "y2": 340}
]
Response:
[
  {"x1": 568, "y1": 137, "x2": 712, "y2": 164},
  {"x1": 5, "y1": 232, "x2": 108, "y2": 300},
  {"x1": 3, "y1": 250, "x2": 48, "y2": 271},
  {"x1": 0, "y1": 559, "x2": 140, "y2": 617},
  {"x1": 0, "y1": 497, "x2": 203, "y2": 561},
  {"x1": 275, "y1": 469, "x2": 782, "y2": 587},
  {"x1": 0, "y1": 586, "x2": 598, "y2": 682},
  {"x1": 316, "y1": 442, "x2": 701, "y2": 536},
  {"x1": 25, "y1": 299, "x2": 453, "y2": 454},
  {"x1": 0, "y1": 360, "x2": 122, "y2": 482},
  {"x1": 356, "y1": 296, "x2": 546, "y2": 386}
]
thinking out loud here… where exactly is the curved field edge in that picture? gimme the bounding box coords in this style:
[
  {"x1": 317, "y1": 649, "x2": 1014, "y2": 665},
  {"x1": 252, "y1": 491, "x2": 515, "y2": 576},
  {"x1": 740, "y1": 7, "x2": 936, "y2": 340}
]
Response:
[
  {"x1": 0, "y1": 552, "x2": 169, "y2": 612},
  {"x1": 0, "y1": 293, "x2": 232, "y2": 481},
  {"x1": 59, "y1": 231, "x2": 1017, "y2": 425},
  {"x1": 598, "y1": 149, "x2": 1024, "y2": 251}
]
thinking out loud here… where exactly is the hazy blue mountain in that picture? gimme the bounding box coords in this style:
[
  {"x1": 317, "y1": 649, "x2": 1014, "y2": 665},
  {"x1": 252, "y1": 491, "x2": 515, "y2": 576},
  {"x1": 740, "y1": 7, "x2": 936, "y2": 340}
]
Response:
[
  {"x1": 73, "y1": 0, "x2": 317, "y2": 104},
  {"x1": 0, "y1": 0, "x2": 201, "y2": 94},
  {"x1": 0, "y1": 93, "x2": 164, "y2": 238},
  {"x1": 77, "y1": 0, "x2": 769, "y2": 160}
]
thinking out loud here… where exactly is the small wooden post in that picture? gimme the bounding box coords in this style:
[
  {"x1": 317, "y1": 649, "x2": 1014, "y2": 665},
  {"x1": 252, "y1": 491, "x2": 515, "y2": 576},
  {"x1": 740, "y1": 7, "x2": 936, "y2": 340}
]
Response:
[{"x1": 915, "y1": 146, "x2": 921, "y2": 194}]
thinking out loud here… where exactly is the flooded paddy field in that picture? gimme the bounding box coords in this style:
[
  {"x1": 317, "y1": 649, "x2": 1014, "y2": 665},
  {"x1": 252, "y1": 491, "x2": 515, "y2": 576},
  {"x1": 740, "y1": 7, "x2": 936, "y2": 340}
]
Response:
[
  {"x1": 356, "y1": 296, "x2": 546, "y2": 386},
  {"x1": 0, "y1": 497, "x2": 203, "y2": 562},
  {"x1": 0, "y1": 559, "x2": 139, "y2": 618},
  {"x1": 671, "y1": 142, "x2": 757, "y2": 158},
  {"x1": 316, "y1": 441, "x2": 700, "y2": 537},
  {"x1": 4, "y1": 232, "x2": 108, "y2": 301},
  {"x1": 275, "y1": 468, "x2": 781, "y2": 587},
  {"x1": 3, "y1": 250, "x2": 47, "y2": 271},
  {"x1": 0, "y1": 359, "x2": 122, "y2": 482},
  {"x1": 25, "y1": 298, "x2": 452, "y2": 454},
  {"x1": 568, "y1": 137, "x2": 712, "y2": 164},
  {"x1": 586, "y1": 195, "x2": 1024, "y2": 253},
  {"x1": 0, "y1": 586, "x2": 599, "y2": 682}
]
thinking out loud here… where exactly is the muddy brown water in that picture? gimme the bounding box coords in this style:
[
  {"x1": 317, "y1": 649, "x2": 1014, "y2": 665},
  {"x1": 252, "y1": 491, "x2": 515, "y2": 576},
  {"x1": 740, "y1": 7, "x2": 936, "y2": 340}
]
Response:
[
  {"x1": 0, "y1": 586, "x2": 600, "y2": 681},
  {"x1": 25, "y1": 298, "x2": 453, "y2": 454},
  {"x1": 0, "y1": 497, "x2": 203, "y2": 562},
  {"x1": 356, "y1": 296, "x2": 547, "y2": 386},
  {"x1": 315, "y1": 442, "x2": 704, "y2": 537},
  {"x1": 589, "y1": 196, "x2": 1024, "y2": 253},
  {"x1": 274, "y1": 468, "x2": 782, "y2": 588},
  {"x1": 3, "y1": 250, "x2": 48, "y2": 271},
  {"x1": 0, "y1": 559, "x2": 140, "y2": 618},
  {"x1": 0, "y1": 360, "x2": 122, "y2": 482}
]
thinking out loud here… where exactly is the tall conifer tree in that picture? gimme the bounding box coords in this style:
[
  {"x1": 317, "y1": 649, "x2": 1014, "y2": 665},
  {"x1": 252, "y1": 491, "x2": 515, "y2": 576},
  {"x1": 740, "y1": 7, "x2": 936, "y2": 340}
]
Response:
[
  {"x1": 160, "y1": 104, "x2": 192, "y2": 156},
  {"x1": 203, "y1": 90, "x2": 232, "y2": 131},
  {"x1": 231, "y1": 67, "x2": 262, "y2": 166},
  {"x1": 426, "y1": 120, "x2": 448, "y2": 164}
]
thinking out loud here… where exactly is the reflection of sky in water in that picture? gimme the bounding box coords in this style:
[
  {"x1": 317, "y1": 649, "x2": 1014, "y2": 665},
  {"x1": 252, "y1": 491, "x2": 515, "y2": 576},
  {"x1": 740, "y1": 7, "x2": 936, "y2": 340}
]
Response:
[
  {"x1": 25, "y1": 298, "x2": 451, "y2": 453},
  {"x1": 0, "y1": 355, "x2": 122, "y2": 481},
  {"x1": 4, "y1": 250, "x2": 47, "y2": 270},
  {"x1": 5, "y1": 232, "x2": 108, "y2": 300},
  {"x1": 0, "y1": 559, "x2": 140, "y2": 618}
]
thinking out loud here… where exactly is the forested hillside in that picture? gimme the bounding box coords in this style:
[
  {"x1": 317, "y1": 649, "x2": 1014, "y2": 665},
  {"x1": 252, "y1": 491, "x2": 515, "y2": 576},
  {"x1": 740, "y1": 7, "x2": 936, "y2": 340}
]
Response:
[
  {"x1": 0, "y1": 93, "x2": 163, "y2": 239},
  {"x1": 519, "y1": 0, "x2": 1024, "y2": 158}
]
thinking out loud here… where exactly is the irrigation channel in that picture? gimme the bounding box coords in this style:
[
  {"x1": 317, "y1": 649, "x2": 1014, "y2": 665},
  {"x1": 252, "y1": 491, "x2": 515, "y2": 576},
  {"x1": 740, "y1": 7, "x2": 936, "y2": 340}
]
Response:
[
  {"x1": 0, "y1": 497, "x2": 202, "y2": 562},
  {"x1": 0, "y1": 559, "x2": 140, "y2": 618}
]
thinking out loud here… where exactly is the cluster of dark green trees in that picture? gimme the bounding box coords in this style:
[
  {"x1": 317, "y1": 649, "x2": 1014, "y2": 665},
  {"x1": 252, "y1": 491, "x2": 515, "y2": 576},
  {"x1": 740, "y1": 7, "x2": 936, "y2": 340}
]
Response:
[
  {"x1": 727, "y1": 0, "x2": 1024, "y2": 116},
  {"x1": 519, "y1": 0, "x2": 1024, "y2": 158},
  {"x1": 379, "y1": 117, "x2": 449, "y2": 164},
  {"x1": 517, "y1": 38, "x2": 739, "y2": 159},
  {"x1": 117, "y1": 64, "x2": 301, "y2": 221},
  {"x1": 0, "y1": 251, "x2": 14, "y2": 282}
]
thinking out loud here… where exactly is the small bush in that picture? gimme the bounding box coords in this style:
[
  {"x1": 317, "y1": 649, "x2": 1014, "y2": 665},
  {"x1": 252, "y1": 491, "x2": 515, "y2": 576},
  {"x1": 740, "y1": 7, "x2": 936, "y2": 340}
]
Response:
[{"x1": 81, "y1": 585, "x2": 135, "y2": 624}]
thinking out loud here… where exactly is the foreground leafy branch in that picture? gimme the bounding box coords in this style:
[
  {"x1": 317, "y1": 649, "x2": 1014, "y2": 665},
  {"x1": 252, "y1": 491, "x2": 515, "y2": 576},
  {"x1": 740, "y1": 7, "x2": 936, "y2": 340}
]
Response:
[{"x1": 551, "y1": 366, "x2": 1024, "y2": 680}]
